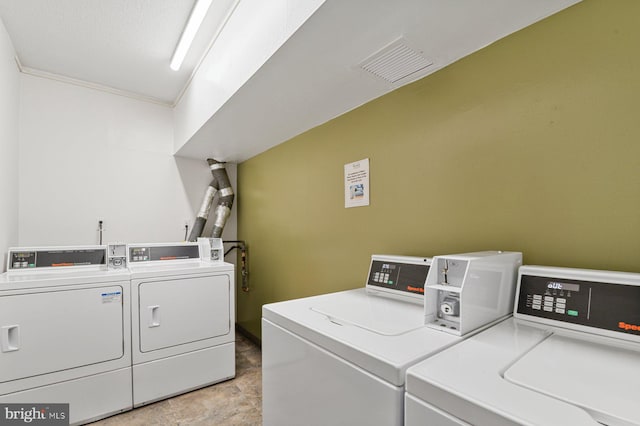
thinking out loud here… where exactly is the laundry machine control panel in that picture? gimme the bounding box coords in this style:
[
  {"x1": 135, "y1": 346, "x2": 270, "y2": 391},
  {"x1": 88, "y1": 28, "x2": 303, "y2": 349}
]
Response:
[
  {"x1": 7, "y1": 246, "x2": 106, "y2": 271},
  {"x1": 515, "y1": 267, "x2": 640, "y2": 339},
  {"x1": 128, "y1": 243, "x2": 200, "y2": 263},
  {"x1": 366, "y1": 255, "x2": 430, "y2": 298}
]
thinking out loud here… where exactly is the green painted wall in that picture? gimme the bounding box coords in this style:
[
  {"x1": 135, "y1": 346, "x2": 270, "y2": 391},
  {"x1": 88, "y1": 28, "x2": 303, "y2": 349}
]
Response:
[{"x1": 236, "y1": 0, "x2": 640, "y2": 340}]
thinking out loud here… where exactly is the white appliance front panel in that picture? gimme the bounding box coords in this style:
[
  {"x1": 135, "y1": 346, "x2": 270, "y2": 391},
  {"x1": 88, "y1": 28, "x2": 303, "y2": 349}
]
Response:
[
  {"x1": 405, "y1": 394, "x2": 470, "y2": 426},
  {"x1": 133, "y1": 343, "x2": 234, "y2": 407},
  {"x1": 0, "y1": 285, "x2": 125, "y2": 385},
  {"x1": 0, "y1": 368, "x2": 132, "y2": 425},
  {"x1": 263, "y1": 319, "x2": 404, "y2": 426},
  {"x1": 138, "y1": 275, "x2": 230, "y2": 353},
  {"x1": 504, "y1": 334, "x2": 640, "y2": 426}
]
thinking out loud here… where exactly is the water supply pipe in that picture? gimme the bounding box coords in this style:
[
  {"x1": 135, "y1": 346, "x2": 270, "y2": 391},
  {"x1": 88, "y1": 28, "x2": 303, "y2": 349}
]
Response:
[{"x1": 224, "y1": 240, "x2": 249, "y2": 292}]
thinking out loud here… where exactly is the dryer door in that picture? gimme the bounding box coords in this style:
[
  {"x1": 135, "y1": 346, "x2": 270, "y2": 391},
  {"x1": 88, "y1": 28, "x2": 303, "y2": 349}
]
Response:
[
  {"x1": 0, "y1": 285, "x2": 125, "y2": 384},
  {"x1": 138, "y1": 274, "x2": 230, "y2": 352}
]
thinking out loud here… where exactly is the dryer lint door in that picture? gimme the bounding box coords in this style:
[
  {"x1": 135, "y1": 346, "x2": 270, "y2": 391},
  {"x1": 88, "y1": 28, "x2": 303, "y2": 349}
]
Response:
[
  {"x1": 0, "y1": 285, "x2": 125, "y2": 387},
  {"x1": 138, "y1": 274, "x2": 230, "y2": 352}
]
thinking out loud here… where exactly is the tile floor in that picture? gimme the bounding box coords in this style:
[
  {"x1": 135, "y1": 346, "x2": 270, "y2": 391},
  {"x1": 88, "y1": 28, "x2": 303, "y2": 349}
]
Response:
[{"x1": 91, "y1": 332, "x2": 262, "y2": 425}]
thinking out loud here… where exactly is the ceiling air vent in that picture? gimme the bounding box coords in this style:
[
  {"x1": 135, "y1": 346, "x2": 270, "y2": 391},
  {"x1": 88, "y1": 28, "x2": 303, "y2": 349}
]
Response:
[{"x1": 359, "y1": 38, "x2": 434, "y2": 84}]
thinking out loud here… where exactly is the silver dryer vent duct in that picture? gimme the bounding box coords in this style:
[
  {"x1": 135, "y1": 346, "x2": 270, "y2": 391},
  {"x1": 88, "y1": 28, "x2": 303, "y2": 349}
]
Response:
[{"x1": 188, "y1": 158, "x2": 234, "y2": 241}]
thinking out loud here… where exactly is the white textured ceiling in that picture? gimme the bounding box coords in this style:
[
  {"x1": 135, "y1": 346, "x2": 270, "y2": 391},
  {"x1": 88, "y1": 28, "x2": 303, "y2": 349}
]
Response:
[
  {"x1": 0, "y1": 0, "x2": 582, "y2": 162},
  {"x1": 0, "y1": 0, "x2": 238, "y2": 104}
]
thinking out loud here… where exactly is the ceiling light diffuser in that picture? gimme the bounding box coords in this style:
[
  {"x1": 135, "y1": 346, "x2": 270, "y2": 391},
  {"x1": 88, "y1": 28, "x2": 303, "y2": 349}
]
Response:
[{"x1": 170, "y1": 0, "x2": 214, "y2": 71}]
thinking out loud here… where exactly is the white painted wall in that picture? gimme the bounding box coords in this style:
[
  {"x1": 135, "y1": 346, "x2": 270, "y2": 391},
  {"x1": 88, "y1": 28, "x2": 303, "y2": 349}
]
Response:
[
  {"x1": 19, "y1": 74, "x2": 236, "y2": 247},
  {"x1": 173, "y1": 0, "x2": 325, "y2": 155},
  {"x1": 0, "y1": 19, "x2": 20, "y2": 269}
]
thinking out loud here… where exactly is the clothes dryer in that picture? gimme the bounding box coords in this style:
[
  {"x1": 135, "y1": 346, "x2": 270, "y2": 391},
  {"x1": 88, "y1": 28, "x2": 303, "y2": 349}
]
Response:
[
  {"x1": 262, "y1": 251, "x2": 522, "y2": 426},
  {"x1": 127, "y1": 242, "x2": 235, "y2": 407},
  {"x1": 405, "y1": 265, "x2": 640, "y2": 426},
  {"x1": 0, "y1": 245, "x2": 132, "y2": 425}
]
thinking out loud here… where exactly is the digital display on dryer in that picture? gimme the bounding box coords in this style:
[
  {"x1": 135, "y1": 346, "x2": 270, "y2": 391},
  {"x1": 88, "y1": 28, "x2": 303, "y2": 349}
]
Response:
[
  {"x1": 129, "y1": 245, "x2": 200, "y2": 262},
  {"x1": 129, "y1": 247, "x2": 150, "y2": 262},
  {"x1": 9, "y1": 249, "x2": 106, "y2": 269},
  {"x1": 9, "y1": 251, "x2": 36, "y2": 269}
]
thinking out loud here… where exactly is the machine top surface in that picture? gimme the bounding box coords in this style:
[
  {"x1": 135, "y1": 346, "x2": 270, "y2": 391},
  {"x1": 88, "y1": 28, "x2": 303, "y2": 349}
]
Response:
[
  {"x1": 311, "y1": 289, "x2": 425, "y2": 336},
  {"x1": 406, "y1": 265, "x2": 640, "y2": 426},
  {"x1": 0, "y1": 267, "x2": 129, "y2": 289},
  {"x1": 264, "y1": 288, "x2": 463, "y2": 386},
  {"x1": 262, "y1": 253, "x2": 522, "y2": 386},
  {"x1": 1, "y1": 245, "x2": 130, "y2": 289},
  {"x1": 504, "y1": 334, "x2": 640, "y2": 426},
  {"x1": 127, "y1": 259, "x2": 234, "y2": 278},
  {"x1": 314, "y1": 254, "x2": 432, "y2": 335}
]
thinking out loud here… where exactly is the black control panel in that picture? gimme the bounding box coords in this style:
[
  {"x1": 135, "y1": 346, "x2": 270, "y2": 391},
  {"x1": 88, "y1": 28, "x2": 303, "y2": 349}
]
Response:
[
  {"x1": 9, "y1": 249, "x2": 106, "y2": 270},
  {"x1": 129, "y1": 245, "x2": 200, "y2": 263},
  {"x1": 517, "y1": 274, "x2": 640, "y2": 336},
  {"x1": 367, "y1": 259, "x2": 430, "y2": 296}
]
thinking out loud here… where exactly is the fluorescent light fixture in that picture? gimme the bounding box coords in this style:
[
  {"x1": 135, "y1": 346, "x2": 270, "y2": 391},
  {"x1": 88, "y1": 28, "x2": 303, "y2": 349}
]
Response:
[{"x1": 170, "y1": 0, "x2": 214, "y2": 71}]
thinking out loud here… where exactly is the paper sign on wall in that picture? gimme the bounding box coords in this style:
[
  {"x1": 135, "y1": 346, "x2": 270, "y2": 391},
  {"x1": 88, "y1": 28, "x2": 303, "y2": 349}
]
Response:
[{"x1": 344, "y1": 158, "x2": 370, "y2": 208}]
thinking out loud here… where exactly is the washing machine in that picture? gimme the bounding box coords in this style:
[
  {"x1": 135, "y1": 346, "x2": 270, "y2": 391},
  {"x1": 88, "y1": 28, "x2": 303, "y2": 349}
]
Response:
[
  {"x1": 128, "y1": 241, "x2": 235, "y2": 406},
  {"x1": 405, "y1": 265, "x2": 640, "y2": 426},
  {"x1": 0, "y1": 245, "x2": 132, "y2": 425},
  {"x1": 262, "y1": 251, "x2": 522, "y2": 426}
]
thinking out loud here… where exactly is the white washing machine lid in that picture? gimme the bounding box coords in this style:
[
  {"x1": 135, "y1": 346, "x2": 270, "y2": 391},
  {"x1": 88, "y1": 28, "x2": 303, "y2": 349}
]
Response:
[
  {"x1": 263, "y1": 288, "x2": 462, "y2": 386},
  {"x1": 504, "y1": 333, "x2": 640, "y2": 426},
  {"x1": 310, "y1": 290, "x2": 425, "y2": 336},
  {"x1": 405, "y1": 318, "x2": 638, "y2": 426},
  {"x1": 128, "y1": 260, "x2": 234, "y2": 279}
]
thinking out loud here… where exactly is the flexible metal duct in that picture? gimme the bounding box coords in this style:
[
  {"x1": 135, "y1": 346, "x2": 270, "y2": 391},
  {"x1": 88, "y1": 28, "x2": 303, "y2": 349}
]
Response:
[{"x1": 188, "y1": 158, "x2": 235, "y2": 241}]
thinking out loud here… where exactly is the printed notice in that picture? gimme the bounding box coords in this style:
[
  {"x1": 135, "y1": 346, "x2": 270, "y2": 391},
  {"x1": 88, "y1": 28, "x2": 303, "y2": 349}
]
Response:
[
  {"x1": 101, "y1": 291, "x2": 122, "y2": 304},
  {"x1": 344, "y1": 158, "x2": 370, "y2": 208}
]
